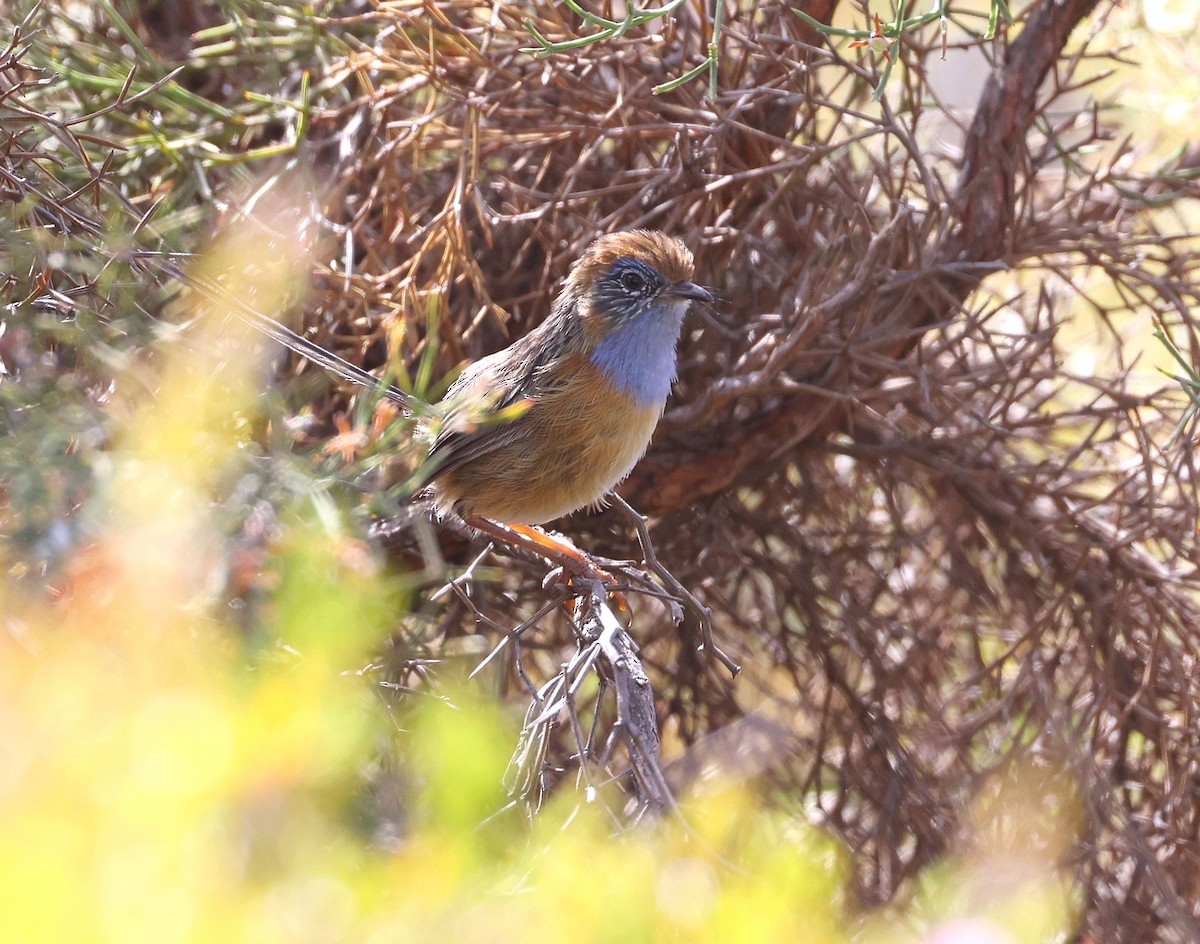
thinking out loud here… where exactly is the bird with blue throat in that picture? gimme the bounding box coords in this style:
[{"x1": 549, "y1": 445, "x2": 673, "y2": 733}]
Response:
[
  {"x1": 172, "y1": 230, "x2": 716, "y2": 627},
  {"x1": 424, "y1": 229, "x2": 710, "y2": 526},
  {"x1": 212, "y1": 229, "x2": 710, "y2": 528}
]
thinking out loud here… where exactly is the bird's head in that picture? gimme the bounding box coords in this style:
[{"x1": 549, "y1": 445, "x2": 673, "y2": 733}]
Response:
[
  {"x1": 567, "y1": 230, "x2": 713, "y2": 331},
  {"x1": 559, "y1": 230, "x2": 711, "y2": 407}
]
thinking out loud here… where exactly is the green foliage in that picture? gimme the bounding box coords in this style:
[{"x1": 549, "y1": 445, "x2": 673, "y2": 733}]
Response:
[
  {"x1": 794, "y1": 0, "x2": 1013, "y2": 101},
  {"x1": 1, "y1": 286, "x2": 859, "y2": 940},
  {"x1": 1154, "y1": 317, "x2": 1200, "y2": 442},
  {"x1": 522, "y1": 0, "x2": 722, "y2": 96}
]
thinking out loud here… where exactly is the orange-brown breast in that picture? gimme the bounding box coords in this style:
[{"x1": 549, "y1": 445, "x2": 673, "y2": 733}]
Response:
[{"x1": 433, "y1": 352, "x2": 664, "y2": 525}]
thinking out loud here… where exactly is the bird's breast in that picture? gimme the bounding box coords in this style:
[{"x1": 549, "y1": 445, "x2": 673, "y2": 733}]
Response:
[
  {"x1": 535, "y1": 355, "x2": 665, "y2": 501},
  {"x1": 437, "y1": 354, "x2": 667, "y2": 525}
]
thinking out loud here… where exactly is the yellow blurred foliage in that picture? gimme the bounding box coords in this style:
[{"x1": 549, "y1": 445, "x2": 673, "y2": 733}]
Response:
[{"x1": 0, "y1": 203, "x2": 1078, "y2": 944}]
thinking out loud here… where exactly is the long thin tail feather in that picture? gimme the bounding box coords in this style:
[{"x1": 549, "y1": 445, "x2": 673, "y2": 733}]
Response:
[{"x1": 132, "y1": 251, "x2": 419, "y2": 412}]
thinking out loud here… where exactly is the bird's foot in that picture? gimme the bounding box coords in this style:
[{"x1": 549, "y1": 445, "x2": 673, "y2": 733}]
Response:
[{"x1": 464, "y1": 517, "x2": 627, "y2": 609}]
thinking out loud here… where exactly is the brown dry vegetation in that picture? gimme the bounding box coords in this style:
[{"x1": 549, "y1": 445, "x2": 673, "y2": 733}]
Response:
[{"x1": 5, "y1": 0, "x2": 1200, "y2": 939}]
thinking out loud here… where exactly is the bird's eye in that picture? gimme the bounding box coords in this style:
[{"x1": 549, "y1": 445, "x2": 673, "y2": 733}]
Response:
[{"x1": 620, "y1": 270, "x2": 649, "y2": 295}]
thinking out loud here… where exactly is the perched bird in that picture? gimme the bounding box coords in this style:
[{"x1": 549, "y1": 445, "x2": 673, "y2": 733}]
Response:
[
  {"x1": 162, "y1": 230, "x2": 737, "y2": 672},
  {"x1": 425, "y1": 230, "x2": 711, "y2": 524},
  {"x1": 163, "y1": 230, "x2": 710, "y2": 526}
]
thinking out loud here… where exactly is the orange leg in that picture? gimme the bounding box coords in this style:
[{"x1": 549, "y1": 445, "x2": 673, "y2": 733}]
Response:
[{"x1": 464, "y1": 517, "x2": 626, "y2": 607}]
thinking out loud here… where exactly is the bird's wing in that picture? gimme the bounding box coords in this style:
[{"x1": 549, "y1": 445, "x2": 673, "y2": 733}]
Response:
[{"x1": 422, "y1": 331, "x2": 560, "y2": 482}]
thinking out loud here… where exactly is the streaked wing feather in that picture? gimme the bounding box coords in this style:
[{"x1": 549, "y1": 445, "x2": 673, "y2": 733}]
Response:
[{"x1": 424, "y1": 335, "x2": 549, "y2": 482}]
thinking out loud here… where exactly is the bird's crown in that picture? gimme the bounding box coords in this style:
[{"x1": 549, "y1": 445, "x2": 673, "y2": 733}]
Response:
[{"x1": 566, "y1": 230, "x2": 696, "y2": 294}]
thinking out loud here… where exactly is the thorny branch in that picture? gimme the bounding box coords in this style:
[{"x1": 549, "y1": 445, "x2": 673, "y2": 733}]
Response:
[
  {"x1": 506, "y1": 579, "x2": 673, "y2": 815},
  {"x1": 431, "y1": 520, "x2": 692, "y2": 814}
]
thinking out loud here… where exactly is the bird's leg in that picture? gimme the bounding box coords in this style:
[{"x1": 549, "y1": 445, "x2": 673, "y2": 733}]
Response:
[
  {"x1": 607, "y1": 494, "x2": 740, "y2": 677},
  {"x1": 463, "y1": 516, "x2": 622, "y2": 596}
]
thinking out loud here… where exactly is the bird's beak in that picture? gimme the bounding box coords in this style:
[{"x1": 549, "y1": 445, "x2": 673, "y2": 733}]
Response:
[{"x1": 663, "y1": 280, "x2": 714, "y2": 304}]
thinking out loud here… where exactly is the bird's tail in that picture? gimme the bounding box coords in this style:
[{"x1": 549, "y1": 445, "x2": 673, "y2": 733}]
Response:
[{"x1": 132, "y1": 250, "x2": 419, "y2": 413}]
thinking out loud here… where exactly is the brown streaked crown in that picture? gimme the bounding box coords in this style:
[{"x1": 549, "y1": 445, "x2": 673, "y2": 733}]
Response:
[{"x1": 565, "y1": 230, "x2": 696, "y2": 291}]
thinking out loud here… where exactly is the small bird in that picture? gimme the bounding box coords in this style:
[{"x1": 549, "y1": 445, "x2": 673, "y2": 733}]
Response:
[
  {"x1": 177, "y1": 230, "x2": 711, "y2": 526},
  {"x1": 163, "y1": 231, "x2": 737, "y2": 673},
  {"x1": 425, "y1": 230, "x2": 711, "y2": 524}
]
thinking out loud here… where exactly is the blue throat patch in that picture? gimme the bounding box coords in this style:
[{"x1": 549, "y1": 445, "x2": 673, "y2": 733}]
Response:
[{"x1": 589, "y1": 301, "x2": 686, "y2": 407}]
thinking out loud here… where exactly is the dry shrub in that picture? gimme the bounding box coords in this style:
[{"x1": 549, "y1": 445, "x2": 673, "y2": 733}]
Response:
[
  {"x1": 291, "y1": 2, "x2": 1200, "y2": 936},
  {"x1": 7, "y1": 0, "x2": 1200, "y2": 939}
]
